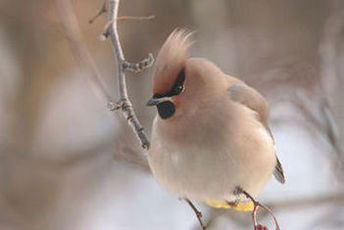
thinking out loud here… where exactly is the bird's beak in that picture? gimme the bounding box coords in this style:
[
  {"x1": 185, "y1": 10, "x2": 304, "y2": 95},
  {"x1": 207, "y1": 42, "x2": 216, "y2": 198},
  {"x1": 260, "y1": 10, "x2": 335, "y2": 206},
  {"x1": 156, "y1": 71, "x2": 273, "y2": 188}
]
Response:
[{"x1": 146, "y1": 96, "x2": 172, "y2": 106}]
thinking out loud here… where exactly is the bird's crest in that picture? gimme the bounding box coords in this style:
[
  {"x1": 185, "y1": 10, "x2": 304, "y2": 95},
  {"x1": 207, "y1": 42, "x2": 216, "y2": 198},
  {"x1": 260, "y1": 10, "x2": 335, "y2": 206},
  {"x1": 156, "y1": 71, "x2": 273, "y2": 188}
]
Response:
[{"x1": 153, "y1": 29, "x2": 194, "y2": 95}]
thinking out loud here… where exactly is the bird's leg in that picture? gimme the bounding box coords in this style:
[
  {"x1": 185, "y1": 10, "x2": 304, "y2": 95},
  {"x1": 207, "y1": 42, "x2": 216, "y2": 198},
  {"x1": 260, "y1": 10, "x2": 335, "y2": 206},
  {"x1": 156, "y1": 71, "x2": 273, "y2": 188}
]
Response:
[
  {"x1": 234, "y1": 187, "x2": 280, "y2": 230},
  {"x1": 184, "y1": 199, "x2": 206, "y2": 230}
]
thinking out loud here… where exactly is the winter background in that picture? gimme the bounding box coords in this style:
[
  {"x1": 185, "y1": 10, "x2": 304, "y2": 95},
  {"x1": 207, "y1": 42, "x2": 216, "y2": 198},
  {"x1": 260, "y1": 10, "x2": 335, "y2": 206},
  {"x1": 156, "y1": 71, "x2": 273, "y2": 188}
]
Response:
[{"x1": 0, "y1": 0, "x2": 343, "y2": 229}]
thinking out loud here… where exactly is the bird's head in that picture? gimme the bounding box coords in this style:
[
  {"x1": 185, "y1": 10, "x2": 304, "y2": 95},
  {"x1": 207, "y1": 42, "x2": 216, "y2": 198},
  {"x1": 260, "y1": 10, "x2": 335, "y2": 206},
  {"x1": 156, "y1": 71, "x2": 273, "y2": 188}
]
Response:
[
  {"x1": 147, "y1": 29, "x2": 226, "y2": 121},
  {"x1": 146, "y1": 29, "x2": 194, "y2": 120}
]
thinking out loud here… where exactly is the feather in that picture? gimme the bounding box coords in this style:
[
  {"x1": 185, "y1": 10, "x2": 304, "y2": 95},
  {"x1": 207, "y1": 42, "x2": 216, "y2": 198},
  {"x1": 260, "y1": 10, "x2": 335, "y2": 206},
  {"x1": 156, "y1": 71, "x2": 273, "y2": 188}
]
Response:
[
  {"x1": 228, "y1": 82, "x2": 286, "y2": 184},
  {"x1": 273, "y1": 157, "x2": 286, "y2": 184},
  {"x1": 153, "y1": 29, "x2": 194, "y2": 95}
]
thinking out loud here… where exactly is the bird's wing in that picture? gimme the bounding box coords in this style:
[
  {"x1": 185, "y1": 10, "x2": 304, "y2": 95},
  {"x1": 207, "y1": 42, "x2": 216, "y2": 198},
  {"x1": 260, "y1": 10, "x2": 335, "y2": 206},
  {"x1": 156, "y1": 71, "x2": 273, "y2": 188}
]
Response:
[
  {"x1": 228, "y1": 83, "x2": 285, "y2": 184},
  {"x1": 228, "y1": 83, "x2": 269, "y2": 124},
  {"x1": 274, "y1": 156, "x2": 285, "y2": 184}
]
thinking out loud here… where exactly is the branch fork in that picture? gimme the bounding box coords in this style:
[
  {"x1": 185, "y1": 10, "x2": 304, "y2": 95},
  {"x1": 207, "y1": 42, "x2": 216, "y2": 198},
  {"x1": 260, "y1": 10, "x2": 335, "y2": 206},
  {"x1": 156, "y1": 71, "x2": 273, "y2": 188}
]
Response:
[
  {"x1": 107, "y1": 100, "x2": 123, "y2": 111},
  {"x1": 234, "y1": 187, "x2": 281, "y2": 230},
  {"x1": 98, "y1": 0, "x2": 153, "y2": 150},
  {"x1": 122, "y1": 53, "x2": 154, "y2": 73}
]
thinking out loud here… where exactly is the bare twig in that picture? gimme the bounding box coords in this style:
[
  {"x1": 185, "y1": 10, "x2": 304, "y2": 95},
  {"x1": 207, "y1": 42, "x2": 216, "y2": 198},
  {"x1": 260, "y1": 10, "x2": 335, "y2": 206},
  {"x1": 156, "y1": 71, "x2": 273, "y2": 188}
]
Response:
[
  {"x1": 89, "y1": 1, "x2": 155, "y2": 24},
  {"x1": 123, "y1": 53, "x2": 154, "y2": 73},
  {"x1": 107, "y1": 0, "x2": 151, "y2": 149},
  {"x1": 89, "y1": 0, "x2": 107, "y2": 24},
  {"x1": 234, "y1": 187, "x2": 280, "y2": 230},
  {"x1": 57, "y1": 0, "x2": 152, "y2": 150},
  {"x1": 206, "y1": 191, "x2": 344, "y2": 229},
  {"x1": 56, "y1": 0, "x2": 113, "y2": 104},
  {"x1": 116, "y1": 15, "x2": 155, "y2": 20},
  {"x1": 99, "y1": 15, "x2": 155, "y2": 40},
  {"x1": 185, "y1": 199, "x2": 206, "y2": 230},
  {"x1": 267, "y1": 192, "x2": 344, "y2": 210}
]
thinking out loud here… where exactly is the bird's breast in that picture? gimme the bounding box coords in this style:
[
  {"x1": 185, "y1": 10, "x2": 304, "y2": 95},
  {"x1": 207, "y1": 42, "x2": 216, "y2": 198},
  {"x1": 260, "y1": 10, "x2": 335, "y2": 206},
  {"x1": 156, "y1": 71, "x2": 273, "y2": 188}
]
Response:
[{"x1": 148, "y1": 104, "x2": 276, "y2": 201}]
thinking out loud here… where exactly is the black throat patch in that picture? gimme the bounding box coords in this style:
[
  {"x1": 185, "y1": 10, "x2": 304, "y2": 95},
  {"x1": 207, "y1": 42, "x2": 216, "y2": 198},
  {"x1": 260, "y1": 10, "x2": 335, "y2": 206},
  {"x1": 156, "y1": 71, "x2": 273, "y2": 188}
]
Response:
[{"x1": 157, "y1": 101, "x2": 175, "y2": 119}]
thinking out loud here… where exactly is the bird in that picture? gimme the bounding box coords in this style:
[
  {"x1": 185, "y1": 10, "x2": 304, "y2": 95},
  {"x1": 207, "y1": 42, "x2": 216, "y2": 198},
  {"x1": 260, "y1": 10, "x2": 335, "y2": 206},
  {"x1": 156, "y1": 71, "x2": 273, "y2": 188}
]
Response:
[{"x1": 146, "y1": 29, "x2": 285, "y2": 229}]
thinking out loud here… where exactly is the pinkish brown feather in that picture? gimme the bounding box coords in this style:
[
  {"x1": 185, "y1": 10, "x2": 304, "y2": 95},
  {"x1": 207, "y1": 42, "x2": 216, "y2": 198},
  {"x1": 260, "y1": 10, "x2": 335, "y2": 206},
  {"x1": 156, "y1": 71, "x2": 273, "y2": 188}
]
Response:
[{"x1": 153, "y1": 29, "x2": 194, "y2": 94}]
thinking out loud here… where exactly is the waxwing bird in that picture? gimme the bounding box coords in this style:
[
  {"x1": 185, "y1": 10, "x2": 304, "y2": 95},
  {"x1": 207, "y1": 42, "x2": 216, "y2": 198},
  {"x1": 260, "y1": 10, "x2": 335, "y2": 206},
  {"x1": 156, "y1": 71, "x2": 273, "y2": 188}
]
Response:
[{"x1": 146, "y1": 29, "x2": 285, "y2": 229}]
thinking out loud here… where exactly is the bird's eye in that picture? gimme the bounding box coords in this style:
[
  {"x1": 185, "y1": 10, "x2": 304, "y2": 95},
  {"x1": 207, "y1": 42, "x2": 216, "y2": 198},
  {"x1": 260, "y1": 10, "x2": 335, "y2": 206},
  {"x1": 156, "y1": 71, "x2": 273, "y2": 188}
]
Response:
[{"x1": 175, "y1": 85, "x2": 184, "y2": 94}]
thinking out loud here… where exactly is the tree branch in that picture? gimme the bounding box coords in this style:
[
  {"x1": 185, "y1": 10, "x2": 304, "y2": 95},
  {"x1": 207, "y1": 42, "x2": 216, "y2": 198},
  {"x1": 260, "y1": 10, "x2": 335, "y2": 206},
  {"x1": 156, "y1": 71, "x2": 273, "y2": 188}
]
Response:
[
  {"x1": 106, "y1": 0, "x2": 152, "y2": 149},
  {"x1": 57, "y1": 0, "x2": 153, "y2": 150},
  {"x1": 267, "y1": 192, "x2": 344, "y2": 210},
  {"x1": 89, "y1": 0, "x2": 107, "y2": 24}
]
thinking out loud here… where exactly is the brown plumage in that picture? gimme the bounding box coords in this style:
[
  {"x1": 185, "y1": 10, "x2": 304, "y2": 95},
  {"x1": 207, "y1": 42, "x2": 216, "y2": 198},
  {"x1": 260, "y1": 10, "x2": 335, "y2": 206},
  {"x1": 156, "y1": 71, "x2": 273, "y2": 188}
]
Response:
[
  {"x1": 153, "y1": 29, "x2": 193, "y2": 95},
  {"x1": 146, "y1": 29, "x2": 285, "y2": 210}
]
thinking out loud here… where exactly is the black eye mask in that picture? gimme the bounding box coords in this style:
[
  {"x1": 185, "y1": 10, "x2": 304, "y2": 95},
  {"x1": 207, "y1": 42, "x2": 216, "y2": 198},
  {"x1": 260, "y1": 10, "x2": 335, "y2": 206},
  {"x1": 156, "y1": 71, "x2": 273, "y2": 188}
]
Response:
[
  {"x1": 154, "y1": 68, "x2": 186, "y2": 120},
  {"x1": 169, "y1": 68, "x2": 185, "y2": 96},
  {"x1": 154, "y1": 68, "x2": 185, "y2": 99}
]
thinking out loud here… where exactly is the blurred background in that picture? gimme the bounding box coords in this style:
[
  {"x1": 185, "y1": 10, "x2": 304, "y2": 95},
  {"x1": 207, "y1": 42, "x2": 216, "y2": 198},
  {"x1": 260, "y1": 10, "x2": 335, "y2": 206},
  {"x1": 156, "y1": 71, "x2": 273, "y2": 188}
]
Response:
[{"x1": 0, "y1": 0, "x2": 344, "y2": 229}]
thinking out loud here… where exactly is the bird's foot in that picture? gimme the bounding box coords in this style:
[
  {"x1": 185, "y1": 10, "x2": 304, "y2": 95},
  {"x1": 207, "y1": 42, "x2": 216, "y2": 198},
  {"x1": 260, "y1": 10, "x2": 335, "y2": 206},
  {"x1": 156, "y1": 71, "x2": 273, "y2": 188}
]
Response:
[{"x1": 234, "y1": 187, "x2": 280, "y2": 230}]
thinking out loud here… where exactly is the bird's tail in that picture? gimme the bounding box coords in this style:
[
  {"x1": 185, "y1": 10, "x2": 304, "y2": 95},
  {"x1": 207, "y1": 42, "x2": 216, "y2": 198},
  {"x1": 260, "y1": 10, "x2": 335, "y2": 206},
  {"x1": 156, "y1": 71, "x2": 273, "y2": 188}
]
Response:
[{"x1": 206, "y1": 200, "x2": 254, "y2": 211}]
